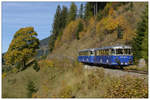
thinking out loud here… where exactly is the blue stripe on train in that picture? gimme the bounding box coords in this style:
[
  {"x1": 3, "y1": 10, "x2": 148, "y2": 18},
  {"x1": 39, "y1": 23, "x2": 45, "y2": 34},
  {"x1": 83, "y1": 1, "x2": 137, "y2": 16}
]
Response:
[{"x1": 78, "y1": 55, "x2": 133, "y2": 66}]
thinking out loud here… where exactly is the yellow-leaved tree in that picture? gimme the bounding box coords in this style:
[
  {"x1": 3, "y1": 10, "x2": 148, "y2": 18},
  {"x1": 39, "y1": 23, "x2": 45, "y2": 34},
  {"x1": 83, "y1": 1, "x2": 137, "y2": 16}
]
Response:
[{"x1": 4, "y1": 27, "x2": 39, "y2": 71}]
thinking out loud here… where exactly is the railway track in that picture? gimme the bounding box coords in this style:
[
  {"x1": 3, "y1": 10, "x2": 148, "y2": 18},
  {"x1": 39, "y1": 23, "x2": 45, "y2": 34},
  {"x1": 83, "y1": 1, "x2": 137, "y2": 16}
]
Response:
[
  {"x1": 84, "y1": 64, "x2": 148, "y2": 75},
  {"x1": 123, "y1": 69, "x2": 148, "y2": 75}
]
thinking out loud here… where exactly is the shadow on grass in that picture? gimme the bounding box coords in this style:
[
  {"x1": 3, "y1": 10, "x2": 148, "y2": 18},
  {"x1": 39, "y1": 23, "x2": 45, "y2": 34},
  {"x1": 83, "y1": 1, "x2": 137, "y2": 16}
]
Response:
[{"x1": 82, "y1": 62, "x2": 129, "y2": 70}]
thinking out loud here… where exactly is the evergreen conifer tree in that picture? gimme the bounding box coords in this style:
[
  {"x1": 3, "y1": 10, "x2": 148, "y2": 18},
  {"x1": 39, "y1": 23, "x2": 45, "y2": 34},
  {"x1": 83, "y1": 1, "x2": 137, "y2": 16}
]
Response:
[
  {"x1": 76, "y1": 20, "x2": 83, "y2": 40},
  {"x1": 67, "y1": 2, "x2": 77, "y2": 23},
  {"x1": 132, "y1": 5, "x2": 148, "y2": 62},
  {"x1": 60, "y1": 6, "x2": 68, "y2": 29},
  {"x1": 84, "y1": 3, "x2": 93, "y2": 20},
  {"x1": 49, "y1": 5, "x2": 61, "y2": 52},
  {"x1": 141, "y1": 5, "x2": 148, "y2": 62},
  {"x1": 79, "y1": 4, "x2": 84, "y2": 19}
]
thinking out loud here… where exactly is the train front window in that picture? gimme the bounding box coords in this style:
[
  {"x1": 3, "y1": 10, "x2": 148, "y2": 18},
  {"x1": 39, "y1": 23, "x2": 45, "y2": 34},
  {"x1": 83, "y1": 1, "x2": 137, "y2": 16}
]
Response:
[
  {"x1": 116, "y1": 49, "x2": 123, "y2": 55},
  {"x1": 124, "y1": 49, "x2": 131, "y2": 55}
]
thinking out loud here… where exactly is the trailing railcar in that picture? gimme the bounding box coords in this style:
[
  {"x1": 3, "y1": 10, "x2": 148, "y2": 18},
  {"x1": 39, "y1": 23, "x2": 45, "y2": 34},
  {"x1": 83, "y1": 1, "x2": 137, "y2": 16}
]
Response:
[{"x1": 78, "y1": 45, "x2": 133, "y2": 66}]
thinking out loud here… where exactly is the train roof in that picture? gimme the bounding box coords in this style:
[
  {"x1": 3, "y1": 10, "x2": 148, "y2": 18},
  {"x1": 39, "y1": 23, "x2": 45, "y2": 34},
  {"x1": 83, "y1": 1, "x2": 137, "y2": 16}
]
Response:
[
  {"x1": 79, "y1": 48, "x2": 94, "y2": 52},
  {"x1": 95, "y1": 45, "x2": 132, "y2": 50},
  {"x1": 79, "y1": 45, "x2": 132, "y2": 52}
]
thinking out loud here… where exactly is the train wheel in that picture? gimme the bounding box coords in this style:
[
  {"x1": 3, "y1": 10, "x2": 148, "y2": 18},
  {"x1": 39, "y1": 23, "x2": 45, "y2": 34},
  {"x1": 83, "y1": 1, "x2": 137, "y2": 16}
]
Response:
[{"x1": 120, "y1": 66, "x2": 124, "y2": 69}]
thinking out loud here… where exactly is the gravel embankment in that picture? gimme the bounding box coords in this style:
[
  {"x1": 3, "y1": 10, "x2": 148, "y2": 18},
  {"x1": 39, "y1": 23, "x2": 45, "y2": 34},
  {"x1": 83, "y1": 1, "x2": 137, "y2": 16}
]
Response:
[{"x1": 84, "y1": 65, "x2": 148, "y2": 79}]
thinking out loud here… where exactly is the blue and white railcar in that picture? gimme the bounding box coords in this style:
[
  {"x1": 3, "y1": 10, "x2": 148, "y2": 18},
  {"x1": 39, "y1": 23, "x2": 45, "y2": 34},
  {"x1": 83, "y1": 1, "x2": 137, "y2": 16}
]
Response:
[
  {"x1": 78, "y1": 45, "x2": 133, "y2": 66},
  {"x1": 78, "y1": 48, "x2": 95, "y2": 63}
]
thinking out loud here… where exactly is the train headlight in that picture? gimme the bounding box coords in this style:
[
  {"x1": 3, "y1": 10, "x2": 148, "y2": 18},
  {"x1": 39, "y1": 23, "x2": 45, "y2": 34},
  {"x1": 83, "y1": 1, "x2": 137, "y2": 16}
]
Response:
[{"x1": 128, "y1": 59, "x2": 132, "y2": 64}]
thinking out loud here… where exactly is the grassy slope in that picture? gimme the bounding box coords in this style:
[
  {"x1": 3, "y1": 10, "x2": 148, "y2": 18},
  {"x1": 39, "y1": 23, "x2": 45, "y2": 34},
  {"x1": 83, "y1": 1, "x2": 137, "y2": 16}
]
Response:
[{"x1": 2, "y1": 60, "x2": 148, "y2": 98}]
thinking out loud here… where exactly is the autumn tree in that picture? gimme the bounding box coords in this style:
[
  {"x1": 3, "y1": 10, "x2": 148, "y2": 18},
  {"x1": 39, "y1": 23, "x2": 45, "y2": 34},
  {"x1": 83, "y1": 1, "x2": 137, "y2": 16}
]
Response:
[
  {"x1": 4, "y1": 27, "x2": 39, "y2": 71},
  {"x1": 67, "y1": 2, "x2": 77, "y2": 23}
]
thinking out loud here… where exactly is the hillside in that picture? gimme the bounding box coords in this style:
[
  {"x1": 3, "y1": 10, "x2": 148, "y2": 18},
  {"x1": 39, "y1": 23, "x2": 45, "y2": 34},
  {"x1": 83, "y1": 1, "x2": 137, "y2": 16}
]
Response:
[
  {"x1": 2, "y1": 2, "x2": 148, "y2": 98},
  {"x1": 48, "y1": 2, "x2": 147, "y2": 61}
]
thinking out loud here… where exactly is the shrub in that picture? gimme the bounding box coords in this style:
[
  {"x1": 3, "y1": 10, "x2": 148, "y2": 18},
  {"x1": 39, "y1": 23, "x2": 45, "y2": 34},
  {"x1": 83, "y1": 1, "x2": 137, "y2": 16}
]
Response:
[
  {"x1": 38, "y1": 60, "x2": 54, "y2": 68},
  {"x1": 104, "y1": 76, "x2": 148, "y2": 98},
  {"x1": 73, "y1": 62, "x2": 83, "y2": 76},
  {"x1": 11, "y1": 67, "x2": 18, "y2": 73},
  {"x1": 2, "y1": 66, "x2": 12, "y2": 73},
  {"x1": 33, "y1": 61, "x2": 40, "y2": 72},
  {"x1": 2, "y1": 72, "x2": 7, "y2": 79},
  {"x1": 27, "y1": 80, "x2": 38, "y2": 98},
  {"x1": 87, "y1": 74, "x2": 100, "y2": 89},
  {"x1": 59, "y1": 85, "x2": 73, "y2": 98}
]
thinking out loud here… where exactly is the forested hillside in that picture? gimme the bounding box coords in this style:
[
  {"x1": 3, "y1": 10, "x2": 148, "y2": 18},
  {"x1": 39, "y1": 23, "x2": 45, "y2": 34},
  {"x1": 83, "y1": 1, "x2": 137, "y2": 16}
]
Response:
[{"x1": 48, "y1": 2, "x2": 148, "y2": 64}]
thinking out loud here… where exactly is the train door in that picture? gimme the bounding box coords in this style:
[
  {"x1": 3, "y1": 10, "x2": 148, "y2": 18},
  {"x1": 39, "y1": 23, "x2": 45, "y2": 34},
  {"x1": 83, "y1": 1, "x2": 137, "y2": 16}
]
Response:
[{"x1": 90, "y1": 50, "x2": 95, "y2": 63}]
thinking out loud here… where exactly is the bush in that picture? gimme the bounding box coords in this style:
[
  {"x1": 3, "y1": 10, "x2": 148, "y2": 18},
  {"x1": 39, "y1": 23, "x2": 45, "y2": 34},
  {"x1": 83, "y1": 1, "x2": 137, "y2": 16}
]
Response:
[
  {"x1": 33, "y1": 61, "x2": 40, "y2": 72},
  {"x1": 2, "y1": 72, "x2": 7, "y2": 79},
  {"x1": 38, "y1": 60, "x2": 54, "y2": 68},
  {"x1": 59, "y1": 85, "x2": 73, "y2": 98},
  {"x1": 27, "y1": 80, "x2": 37, "y2": 98},
  {"x1": 11, "y1": 67, "x2": 18, "y2": 73},
  {"x1": 2, "y1": 66, "x2": 12, "y2": 73},
  {"x1": 104, "y1": 76, "x2": 148, "y2": 98}
]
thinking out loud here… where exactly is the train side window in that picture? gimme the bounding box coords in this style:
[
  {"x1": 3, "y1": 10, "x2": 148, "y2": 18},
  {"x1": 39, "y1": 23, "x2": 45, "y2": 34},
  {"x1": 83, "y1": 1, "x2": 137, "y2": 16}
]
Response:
[
  {"x1": 106, "y1": 49, "x2": 109, "y2": 55},
  {"x1": 111, "y1": 49, "x2": 115, "y2": 55},
  {"x1": 100, "y1": 50, "x2": 101, "y2": 55},
  {"x1": 90, "y1": 51, "x2": 94, "y2": 56},
  {"x1": 95, "y1": 51, "x2": 97, "y2": 56},
  {"x1": 124, "y1": 49, "x2": 127, "y2": 55},
  {"x1": 104, "y1": 50, "x2": 106, "y2": 55},
  {"x1": 96, "y1": 50, "x2": 99, "y2": 56},
  {"x1": 109, "y1": 49, "x2": 111, "y2": 55},
  {"x1": 104, "y1": 50, "x2": 107, "y2": 55},
  {"x1": 102, "y1": 50, "x2": 104, "y2": 55},
  {"x1": 99, "y1": 50, "x2": 101, "y2": 56},
  {"x1": 130, "y1": 49, "x2": 133, "y2": 55},
  {"x1": 116, "y1": 49, "x2": 123, "y2": 55},
  {"x1": 129, "y1": 49, "x2": 132, "y2": 55}
]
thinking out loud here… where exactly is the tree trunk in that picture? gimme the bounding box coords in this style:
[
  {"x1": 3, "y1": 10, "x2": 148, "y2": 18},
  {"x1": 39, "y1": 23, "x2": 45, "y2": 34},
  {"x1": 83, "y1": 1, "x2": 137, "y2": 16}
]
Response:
[{"x1": 21, "y1": 60, "x2": 26, "y2": 71}]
